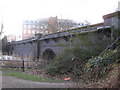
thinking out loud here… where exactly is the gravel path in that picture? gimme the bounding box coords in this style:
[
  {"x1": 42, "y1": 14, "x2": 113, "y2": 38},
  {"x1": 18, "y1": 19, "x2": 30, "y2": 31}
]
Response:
[{"x1": 2, "y1": 76, "x2": 76, "y2": 88}]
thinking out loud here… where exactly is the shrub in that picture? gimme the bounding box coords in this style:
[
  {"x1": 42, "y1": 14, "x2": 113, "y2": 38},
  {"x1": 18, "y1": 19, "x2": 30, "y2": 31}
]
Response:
[
  {"x1": 44, "y1": 35, "x2": 104, "y2": 76},
  {"x1": 83, "y1": 46, "x2": 120, "y2": 81},
  {"x1": 44, "y1": 48, "x2": 86, "y2": 76}
]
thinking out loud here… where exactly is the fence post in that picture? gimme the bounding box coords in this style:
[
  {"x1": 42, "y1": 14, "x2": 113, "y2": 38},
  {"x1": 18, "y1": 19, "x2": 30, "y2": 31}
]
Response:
[{"x1": 22, "y1": 59, "x2": 24, "y2": 72}]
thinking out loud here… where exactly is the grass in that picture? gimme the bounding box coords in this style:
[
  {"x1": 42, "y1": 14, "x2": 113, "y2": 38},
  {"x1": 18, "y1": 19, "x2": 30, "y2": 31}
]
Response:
[
  {"x1": 2, "y1": 71, "x2": 65, "y2": 83},
  {"x1": 0, "y1": 67, "x2": 33, "y2": 71}
]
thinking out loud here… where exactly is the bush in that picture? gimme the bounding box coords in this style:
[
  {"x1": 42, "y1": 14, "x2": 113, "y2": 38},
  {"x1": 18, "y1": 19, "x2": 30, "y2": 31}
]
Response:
[
  {"x1": 44, "y1": 48, "x2": 86, "y2": 76},
  {"x1": 44, "y1": 35, "x2": 104, "y2": 76},
  {"x1": 83, "y1": 46, "x2": 120, "y2": 81}
]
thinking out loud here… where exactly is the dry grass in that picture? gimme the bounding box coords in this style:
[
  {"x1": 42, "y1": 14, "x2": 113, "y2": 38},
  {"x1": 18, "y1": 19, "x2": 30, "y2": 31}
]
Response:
[
  {"x1": 1, "y1": 54, "x2": 36, "y2": 68},
  {"x1": 76, "y1": 64, "x2": 119, "y2": 88}
]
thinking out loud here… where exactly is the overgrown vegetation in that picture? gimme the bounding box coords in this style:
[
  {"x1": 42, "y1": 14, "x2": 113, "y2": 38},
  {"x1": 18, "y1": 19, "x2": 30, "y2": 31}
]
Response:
[
  {"x1": 83, "y1": 46, "x2": 119, "y2": 82},
  {"x1": 44, "y1": 32, "x2": 120, "y2": 87},
  {"x1": 44, "y1": 34, "x2": 104, "y2": 76}
]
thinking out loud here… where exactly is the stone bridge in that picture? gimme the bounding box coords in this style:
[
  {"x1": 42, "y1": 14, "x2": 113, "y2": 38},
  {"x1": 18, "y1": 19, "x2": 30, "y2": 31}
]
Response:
[{"x1": 8, "y1": 11, "x2": 120, "y2": 61}]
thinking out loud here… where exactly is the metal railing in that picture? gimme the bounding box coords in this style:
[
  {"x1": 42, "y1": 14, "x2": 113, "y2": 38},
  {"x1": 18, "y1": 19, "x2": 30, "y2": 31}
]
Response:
[
  {"x1": 0, "y1": 59, "x2": 36, "y2": 72},
  {"x1": 99, "y1": 37, "x2": 120, "y2": 56}
]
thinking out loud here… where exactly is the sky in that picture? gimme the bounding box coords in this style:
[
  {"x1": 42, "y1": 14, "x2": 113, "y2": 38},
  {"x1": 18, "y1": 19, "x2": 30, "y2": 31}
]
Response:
[{"x1": 0, "y1": 0, "x2": 119, "y2": 37}]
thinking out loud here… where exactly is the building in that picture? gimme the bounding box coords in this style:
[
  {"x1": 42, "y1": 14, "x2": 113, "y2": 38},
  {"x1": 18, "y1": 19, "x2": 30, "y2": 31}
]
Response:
[
  {"x1": 7, "y1": 34, "x2": 16, "y2": 42},
  {"x1": 22, "y1": 17, "x2": 85, "y2": 40},
  {"x1": 22, "y1": 19, "x2": 49, "y2": 40},
  {"x1": 7, "y1": 34, "x2": 22, "y2": 42}
]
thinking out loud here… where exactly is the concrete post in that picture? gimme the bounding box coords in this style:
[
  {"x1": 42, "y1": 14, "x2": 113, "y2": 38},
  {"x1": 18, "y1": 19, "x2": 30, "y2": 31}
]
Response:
[
  {"x1": 35, "y1": 33, "x2": 42, "y2": 62},
  {"x1": 103, "y1": 11, "x2": 120, "y2": 39}
]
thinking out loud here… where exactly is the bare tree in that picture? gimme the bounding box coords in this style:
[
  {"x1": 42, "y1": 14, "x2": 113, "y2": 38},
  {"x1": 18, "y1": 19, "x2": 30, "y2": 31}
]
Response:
[
  {"x1": 47, "y1": 16, "x2": 58, "y2": 33},
  {"x1": 57, "y1": 19, "x2": 76, "y2": 31},
  {"x1": 33, "y1": 17, "x2": 91, "y2": 34}
]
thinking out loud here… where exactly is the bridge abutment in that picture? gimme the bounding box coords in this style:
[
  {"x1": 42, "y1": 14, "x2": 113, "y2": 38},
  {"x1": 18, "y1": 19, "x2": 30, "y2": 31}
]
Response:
[{"x1": 4, "y1": 11, "x2": 120, "y2": 62}]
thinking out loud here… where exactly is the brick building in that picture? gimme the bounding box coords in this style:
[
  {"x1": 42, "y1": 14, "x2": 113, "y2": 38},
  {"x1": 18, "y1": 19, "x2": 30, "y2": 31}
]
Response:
[
  {"x1": 7, "y1": 34, "x2": 16, "y2": 42},
  {"x1": 22, "y1": 17, "x2": 84, "y2": 40},
  {"x1": 22, "y1": 19, "x2": 49, "y2": 40}
]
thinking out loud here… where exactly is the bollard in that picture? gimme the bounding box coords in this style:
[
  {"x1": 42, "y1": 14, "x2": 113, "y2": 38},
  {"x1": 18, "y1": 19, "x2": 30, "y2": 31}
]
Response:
[{"x1": 22, "y1": 59, "x2": 24, "y2": 72}]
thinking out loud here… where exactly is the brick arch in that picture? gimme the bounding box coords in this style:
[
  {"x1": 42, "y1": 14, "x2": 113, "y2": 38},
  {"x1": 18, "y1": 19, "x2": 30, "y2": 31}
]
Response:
[{"x1": 42, "y1": 48, "x2": 56, "y2": 61}]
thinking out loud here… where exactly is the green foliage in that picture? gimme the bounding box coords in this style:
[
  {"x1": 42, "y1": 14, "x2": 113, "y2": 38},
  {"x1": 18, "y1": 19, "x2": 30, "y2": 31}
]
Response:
[
  {"x1": 45, "y1": 48, "x2": 86, "y2": 76},
  {"x1": 3, "y1": 71, "x2": 65, "y2": 83},
  {"x1": 83, "y1": 46, "x2": 120, "y2": 81},
  {"x1": 113, "y1": 29, "x2": 120, "y2": 39},
  {"x1": 45, "y1": 34, "x2": 104, "y2": 76},
  {"x1": 44, "y1": 32, "x2": 120, "y2": 84}
]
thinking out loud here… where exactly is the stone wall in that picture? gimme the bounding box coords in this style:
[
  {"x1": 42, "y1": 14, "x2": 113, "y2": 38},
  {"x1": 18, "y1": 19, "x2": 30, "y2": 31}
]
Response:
[
  {"x1": 6, "y1": 11, "x2": 120, "y2": 61},
  {"x1": 103, "y1": 11, "x2": 120, "y2": 38},
  {"x1": 39, "y1": 28, "x2": 112, "y2": 60},
  {"x1": 12, "y1": 41, "x2": 38, "y2": 61}
]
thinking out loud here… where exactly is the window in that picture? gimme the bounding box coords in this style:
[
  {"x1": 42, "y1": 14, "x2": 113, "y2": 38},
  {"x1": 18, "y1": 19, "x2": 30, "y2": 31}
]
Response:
[
  {"x1": 28, "y1": 35, "x2": 31, "y2": 38},
  {"x1": 28, "y1": 29, "x2": 31, "y2": 34},
  {"x1": 32, "y1": 30, "x2": 35, "y2": 34},
  {"x1": 24, "y1": 25, "x2": 27, "y2": 28},
  {"x1": 39, "y1": 31, "x2": 43, "y2": 33},
  {"x1": 36, "y1": 30, "x2": 40, "y2": 33},
  {"x1": 23, "y1": 35, "x2": 27, "y2": 39},
  {"x1": 23, "y1": 29, "x2": 26, "y2": 33},
  {"x1": 36, "y1": 25, "x2": 39, "y2": 29},
  {"x1": 28, "y1": 25, "x2": 31, "y2": 28},
  {"x1": 45, "y1": 31, "x2": 48, "y2": 33},
  {"x1": 41, "y1": 26, "x2": 43, "y2": 29},
  {"x1": 32, "y1": 25, "x2": 35, "y2": 28}
]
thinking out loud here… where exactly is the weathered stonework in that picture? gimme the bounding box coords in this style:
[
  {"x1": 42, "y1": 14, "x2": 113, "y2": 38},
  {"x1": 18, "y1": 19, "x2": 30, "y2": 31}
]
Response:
[{"x1": 6, "y1": 11, "x2": 120, "y2": 61}]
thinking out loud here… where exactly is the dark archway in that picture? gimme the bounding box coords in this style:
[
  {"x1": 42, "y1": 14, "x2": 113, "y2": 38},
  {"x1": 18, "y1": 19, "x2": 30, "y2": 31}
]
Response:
[{"x1": 42, "y1": 49, "x2": 56, "y2": 61}]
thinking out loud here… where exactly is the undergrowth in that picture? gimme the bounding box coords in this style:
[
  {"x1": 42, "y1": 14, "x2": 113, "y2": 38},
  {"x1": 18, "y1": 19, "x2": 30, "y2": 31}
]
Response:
[
  {"x1": 44, "y1": 37, "x2": 120, "y2": 87},
  {"x1": 44, "y1": 35, "x2": 103, "y2": 77},
  {"x1": 43, "y1": 27, "x2": 120, "y2": 87},
  {"x1": 83, "y1": 46, "x2": 120, "y2": 82}
]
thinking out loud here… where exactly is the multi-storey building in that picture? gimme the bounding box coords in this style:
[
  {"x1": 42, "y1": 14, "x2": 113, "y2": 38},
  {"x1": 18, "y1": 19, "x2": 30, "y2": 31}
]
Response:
[
  {"x1": 7, "y1": 34, "x2": 16, "y2": 42},
  {"x1": 22, "y1": 17, "x2": 86, "y2": 40},
  {"x1": 7, "y1": 34, "x2": 21, "y2": 42},
  {"x1": 22, "y1": 19, "x2": 49, "y2": 40}
]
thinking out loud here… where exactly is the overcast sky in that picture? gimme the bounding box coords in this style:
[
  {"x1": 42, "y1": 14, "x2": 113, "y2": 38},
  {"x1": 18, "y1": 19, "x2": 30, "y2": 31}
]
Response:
[{"x1": 0, "y1": 0, "x2": 119, "y2": 36}]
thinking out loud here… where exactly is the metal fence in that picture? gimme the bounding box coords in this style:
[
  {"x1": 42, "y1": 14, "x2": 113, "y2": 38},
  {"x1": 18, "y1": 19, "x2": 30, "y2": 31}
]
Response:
[
  {"x1": 99, "y1": 37, "x2": 120, "y2": 56},
  {"x1": 0, "y1": 59, "x2": 36, "y2": 72}
]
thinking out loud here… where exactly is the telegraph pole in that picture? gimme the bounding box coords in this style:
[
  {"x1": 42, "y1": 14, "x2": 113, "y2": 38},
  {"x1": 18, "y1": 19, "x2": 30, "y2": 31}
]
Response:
[
  {"x1": 0, "y1": 17, "x2": 4, "y2": 56},
  {"x1": 0, "y1": 17, "x2": 3, "y2": 35}
]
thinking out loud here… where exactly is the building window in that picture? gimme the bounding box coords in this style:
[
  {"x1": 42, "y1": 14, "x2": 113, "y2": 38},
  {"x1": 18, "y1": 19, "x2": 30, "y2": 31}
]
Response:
[
  {"x1": 45, "y1": 31, "x2": 48, "y2": 33},
  {"x1": 23, "y1": 35, "x2": 27, "y2": 39},
  {"x1": 24, "y1": 25, "x2": 27, "y2": 28},
  {"x1": 28, "y1": 25, "x2": 31, "y2": 28},
  {"x1": 32, "y1": 25, "x2": 35, "y2": 28},
  {"x1": 28, "y1": 35, "x2": 31, "y2": 38},
  {"x1": 28, "y1": 29, "x2": 31, "y2": 34},
  {"x1": 32, "y1": 30, "x2": 35, "y2": 34},
  {"x1": 36, "y1": 30, "x2": 40, "y2": 33},
  {"x1": 39, "y1": 30, "x2": 44, "y2": 33},
  {"x1": 40, "y1": 26, "x2": 44, "y2": 29},
  {"x1": 23, "y1": 29, "x2": 27, "y2": 33}
]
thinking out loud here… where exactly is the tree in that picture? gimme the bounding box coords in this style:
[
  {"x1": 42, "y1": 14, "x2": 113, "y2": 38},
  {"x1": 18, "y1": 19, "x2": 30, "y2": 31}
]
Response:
[
  {"x1": 47, "y1": 16, "x2": 58, "y2": 33},
  {"x1": 34, "y1": 17, "x2": 91, "y2": 34},
  {"x1": 57, "y1": 19, "x2": 77, "y2": 31},
  {"x1": 33, "y1": 19, "x2": 49, "y2": 35}
]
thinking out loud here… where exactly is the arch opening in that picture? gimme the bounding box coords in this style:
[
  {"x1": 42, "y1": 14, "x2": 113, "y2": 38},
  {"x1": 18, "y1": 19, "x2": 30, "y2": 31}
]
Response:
[{"x1": 42, "y1": 49, "x2": 56, "y2": 61}]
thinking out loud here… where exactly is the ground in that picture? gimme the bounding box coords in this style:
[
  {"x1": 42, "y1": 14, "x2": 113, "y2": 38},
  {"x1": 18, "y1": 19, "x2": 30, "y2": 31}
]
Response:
[{"x1": 2, "y1": 75, "x2": 76, "y2": 88}]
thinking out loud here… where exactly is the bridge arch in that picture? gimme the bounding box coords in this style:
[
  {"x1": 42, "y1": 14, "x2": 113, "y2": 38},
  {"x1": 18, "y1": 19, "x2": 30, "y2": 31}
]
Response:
[{"x1": 42, "y1": 48, "x2": 56, "y2": 61}]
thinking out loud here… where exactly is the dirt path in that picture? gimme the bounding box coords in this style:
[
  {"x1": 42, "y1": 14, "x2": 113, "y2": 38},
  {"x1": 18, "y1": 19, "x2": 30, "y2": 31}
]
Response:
[{"x1": 2, "y1": 76, "x2": 76, "y2": 88}]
